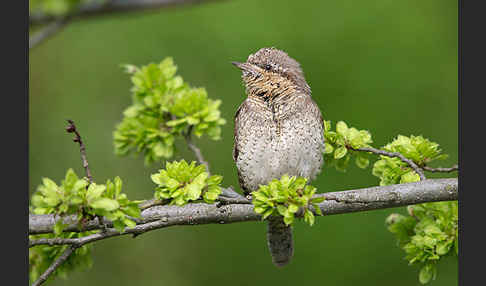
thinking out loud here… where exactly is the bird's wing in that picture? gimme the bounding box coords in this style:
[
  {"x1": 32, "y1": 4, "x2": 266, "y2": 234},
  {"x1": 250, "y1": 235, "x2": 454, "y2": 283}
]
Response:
[
  {"x1": 233, "y1": 100, "x2": 253, "y2": 195},
  {"x1": 232, "y1": 101, "x2": 247, "y2": 162}
]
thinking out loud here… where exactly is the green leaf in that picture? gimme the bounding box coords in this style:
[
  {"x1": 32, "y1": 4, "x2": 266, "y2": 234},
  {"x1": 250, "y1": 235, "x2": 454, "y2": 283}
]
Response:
[
  {"x1": 123, "y1": 218, "x2": 137, "y2": 228},
  {"x1": 283, "y1": 215, "x2": 294, "y2": 225},
  {"x1": 436, "y1": 241, "x2": 451, "y2": 255},
  {"x1": 304, "y1": 210, "x2": 315, "y2": 226},
  {"x1": 123, "y1": 204, "x2": 141, "y2": 218},
  {"x1": 262, "y1": 209, "x2": 274, "y2": 220},
  {"x1": 114, "y1": 176, "x2": 123, "y2": 197},
  {"x1": 73, "y1": 179, "x2": 89, "y2": 192},
  {"x1": 44, "y1": 194, "x2": 61, "y2": 207},
  {"x1": 90, "y1": 198, "x2": 119, "y2": 211},
  {"x1": 419, "y1": 264, "x2": 435, "y2": 284},
  {"x1": 313, "y1": 203, "x2": 323, "y2": 216},
  {"x1": 336, "y1": 121, "x2": 348, "y2": 135},
  {"x1": 207, "y1": 175, "x2": 223, "y2": 185},
  {"x1": 151, "y1": 173, "x2": 162, "y2": 185},
  {"x1": 323, "y1": 143, "x2": 334, "y2": 154},
  {"x1": 400, "y1": 171, "x2": 420, "y2": 184},
  {"x1": 288, "y1": 203, "x2": 299, "y2": 213},
  {"x1": 355, "y1": 155, "x2": 370, "y2": 169},
  {"x1": 334, "y1": 146, "x2": 347, "y2": 159},
  {"x1": 86, "y1": 184, "x2": 106, "y2": 202},
  {"x1": 113, "y1": 220, "x2": 126, "y2": 233},
  {"x1": 277, "y1": 205, "x2": 288, "y2": 217},
  {"x1": 54, "y1": 220, "x2": 67, "y2": 236},
  {"x1": 42, "y1": 177, "x2": 58, "y2": 191},
  {"x1": 323, "y1": 120, "x2": 331, "y2": 132},
  {"x1": 63, "y1": 168, "x2": 79, "y2": 188},
  {"x1": 203, "y1": 189, "x2": 219, "y2": 202},
  {"x1": 254, "y1": 206, "x2": 266, "y2": 214}
]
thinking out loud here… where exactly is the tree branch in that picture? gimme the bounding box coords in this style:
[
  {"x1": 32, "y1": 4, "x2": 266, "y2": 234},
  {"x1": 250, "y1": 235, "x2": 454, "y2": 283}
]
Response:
[
  {"x1": 31, "y1": 120, "x2": 98, "y2": 285},
  {"x1": 423, "y1": 164, "x2": 458, "y2": 173},
  {"x1": 29, "y1": 178, "x2": 457, "y2": 239},
  {"x1": 29, "y1": 18, "x2": 71, "y2": 49},
  {"x1": 184, "y1": 126, "x2": 210, "y2": 174},
  {"x1": 29, "y1": 0, "x2": 225, "y2": 49},
  {"x1": 30, "y1": 0, "x2": 225, "y2": 25},
  {"x1": 352, "y1": 146, "x2": 427, "y2": 180},
  {"x1": 66, "y1": 120, "x2": 93, "y2": 184},
  {"x1": 31, "y1": 245, "x2": 78, "y2": 286}
]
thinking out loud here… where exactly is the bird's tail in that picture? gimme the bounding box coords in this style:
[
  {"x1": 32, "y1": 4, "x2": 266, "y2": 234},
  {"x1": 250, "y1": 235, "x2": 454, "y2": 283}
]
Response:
[{"x1": 267, "y1": 216, "x2": 294, "y2": 267}]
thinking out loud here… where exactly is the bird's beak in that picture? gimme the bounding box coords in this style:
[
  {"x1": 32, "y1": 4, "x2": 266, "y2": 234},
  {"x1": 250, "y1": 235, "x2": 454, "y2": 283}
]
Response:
[
  {"x1": 232, "y1": 61, "x2": 252, "y2": 70},
  {"x1": 232, "y1": 62, "x2": 257, "y2": 74},
  {"x1": 232, "y1": 61, "x2": 244, "y2": 69}
]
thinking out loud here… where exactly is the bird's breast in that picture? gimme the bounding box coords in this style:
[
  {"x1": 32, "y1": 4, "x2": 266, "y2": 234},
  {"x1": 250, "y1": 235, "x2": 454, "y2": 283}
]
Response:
[{"x1": 235, "y1": 109, "x2": 324, "y2": 191}]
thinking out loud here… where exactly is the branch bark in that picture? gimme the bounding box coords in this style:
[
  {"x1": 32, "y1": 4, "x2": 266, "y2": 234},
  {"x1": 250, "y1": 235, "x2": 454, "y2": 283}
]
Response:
[
  {"x1": 352, "y1": 146, "x2": 427, "y2": 180},
  {"x1": 29, "y1": 178, "x2": 457, "y2": 239},
  {"x1": 423, "y1": 164, "x2": 459, "y2": 173},
  {"x1": 29, "y1": 18, "x2": 71, "y2": 49},
  {"x1": 30, "y1": 0, "x2": 225, "y2": 25},
  {"x1": 184, "y1": 126, "x2": 211, "y2": 174},
  {"x1": 31, "y1": 245, "x2": 78, "y2": 286},
  {"x1": 29, "y1": 0, "x2": 225, "y2": 49},
  {"x1": 66, "y1": 120, "x2": 93, "y2": 183}
]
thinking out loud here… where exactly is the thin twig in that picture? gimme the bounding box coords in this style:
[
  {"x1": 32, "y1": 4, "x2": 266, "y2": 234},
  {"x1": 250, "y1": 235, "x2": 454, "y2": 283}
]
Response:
[
  {"x1": 184, "y1": 126, "x2": 210, "y2": 174},
  {"x1": 139, "y1": 199, "x2": 168, "y2": 210},
  {"x1": 66, "y1": 120, "x2": 93, "y2": 184},
  {"x1": 30, "y1": 237, "x2": 80, "y2": 248},
  {"x1": 352, "y1": 146, "x2": 427, "y2": 180},
  {"x1": 423, "y1": 164, "x2": 458, "y2": 173},
  {"x1": 66, "y1": 120, "x2": 108, "y2": 230},
  {"x1": 29, "y1": 18, "x2": 70, "y2": 49},
  {"x1": 30, "y1": 0, "x2": 226, "y2": 26},
  {"x1": 31, "y1": 120, "x2": 98, "y2": 285},
  {"x1": 31, "y1": 245, "x2": 78, "y2": 286}
]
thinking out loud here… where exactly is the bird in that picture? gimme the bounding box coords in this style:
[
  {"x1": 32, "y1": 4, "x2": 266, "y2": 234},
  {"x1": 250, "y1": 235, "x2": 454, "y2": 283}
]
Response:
[{"x1": 232, "y1": 47, "x2": 325, "y2": 267}]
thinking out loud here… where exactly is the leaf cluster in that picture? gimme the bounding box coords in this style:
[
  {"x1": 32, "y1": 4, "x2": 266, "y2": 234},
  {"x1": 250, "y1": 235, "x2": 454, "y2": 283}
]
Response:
[
  {"x1": 252, "y1": 175, "x2": 324, "y2": 226},
  {"x1": 386, "y1": 201, "x2": 458, "y2": 284},
  {"x1": 113, "y1": 58, "x2": 226, "y2": 165},
  {"x1": 29, "y1": 169, "x2": 141, "y2": 283},
  {"x1": 323, "y1": 120, "x2": 373, "y2": 171},
  {"x1": 30, "y1": 168, "x2": 141, "y2": 233},
  {"x1": 151, "y1": 160, "x2": 222, "y2": 205},
  {"x1": 372, "y1": 135, "x2": 447, "y2": 185}
]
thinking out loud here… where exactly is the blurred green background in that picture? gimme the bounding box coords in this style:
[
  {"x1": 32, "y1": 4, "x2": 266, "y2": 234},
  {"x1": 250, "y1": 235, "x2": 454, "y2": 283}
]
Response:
[{"x1": 29, "y1": 0, "x2": 458, "y2": 285}]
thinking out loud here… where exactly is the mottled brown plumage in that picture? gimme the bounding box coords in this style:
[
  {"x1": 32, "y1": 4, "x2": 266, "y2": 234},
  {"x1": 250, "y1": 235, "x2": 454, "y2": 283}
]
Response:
[{"x1": 232, "y1": 47, "x2": 325, "y2": 267}]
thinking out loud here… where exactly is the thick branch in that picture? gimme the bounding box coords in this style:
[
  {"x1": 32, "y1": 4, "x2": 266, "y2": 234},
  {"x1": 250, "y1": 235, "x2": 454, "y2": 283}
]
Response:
[{"x1": 29, "y1": 178, "x2": 457, "y2": 238}]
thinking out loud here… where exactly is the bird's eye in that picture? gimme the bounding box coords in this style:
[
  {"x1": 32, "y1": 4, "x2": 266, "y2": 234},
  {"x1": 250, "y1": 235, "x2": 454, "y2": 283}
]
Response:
[{"x1": 264, "y1": 64, "x2": 272, "y2": 71}]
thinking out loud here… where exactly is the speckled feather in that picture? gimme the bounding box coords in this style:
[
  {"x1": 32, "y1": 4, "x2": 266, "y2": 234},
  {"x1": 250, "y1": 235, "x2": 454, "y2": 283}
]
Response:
[
  {"x1": 232, "y1": 47, "x2": 325, "y2": 267},
  {"x1": 233, "y1": 94, "x2": 324, "y2": 192}
]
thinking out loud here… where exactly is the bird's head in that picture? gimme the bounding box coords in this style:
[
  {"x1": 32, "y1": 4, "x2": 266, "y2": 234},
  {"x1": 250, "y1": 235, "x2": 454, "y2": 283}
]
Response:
[{"x1": 232, "y1": 47, "x2": 310, "y2": 102}]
